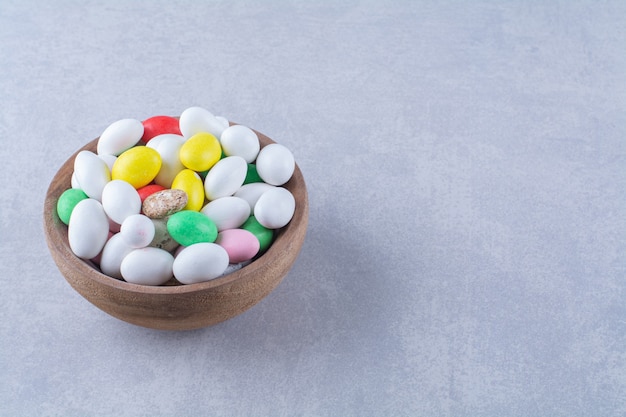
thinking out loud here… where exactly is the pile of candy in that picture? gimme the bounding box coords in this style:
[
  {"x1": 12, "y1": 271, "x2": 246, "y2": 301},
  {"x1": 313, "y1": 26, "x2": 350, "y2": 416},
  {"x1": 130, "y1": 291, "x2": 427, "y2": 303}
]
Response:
[{"x1": 56, "y1": 106, "x2": 297, "y2": 286}]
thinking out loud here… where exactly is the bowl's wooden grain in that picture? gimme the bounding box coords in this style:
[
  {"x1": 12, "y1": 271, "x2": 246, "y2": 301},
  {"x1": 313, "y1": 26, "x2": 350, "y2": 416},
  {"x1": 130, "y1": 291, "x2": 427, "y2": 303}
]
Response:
[{"x1": 43, "y1": 126, "x2": 308, "y2": 330}]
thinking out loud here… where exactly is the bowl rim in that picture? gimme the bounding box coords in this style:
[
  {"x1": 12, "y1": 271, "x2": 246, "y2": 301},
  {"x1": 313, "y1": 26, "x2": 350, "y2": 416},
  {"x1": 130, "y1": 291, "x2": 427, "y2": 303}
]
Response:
[{"x1": 43, "y1": 122, "x2": 308, "y2": 296}]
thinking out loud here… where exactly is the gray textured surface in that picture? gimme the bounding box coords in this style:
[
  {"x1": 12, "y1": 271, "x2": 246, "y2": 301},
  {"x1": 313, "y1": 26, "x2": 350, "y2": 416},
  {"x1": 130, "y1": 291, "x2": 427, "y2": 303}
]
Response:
[{"x1": 1, "y1": 1, "x2": 625, "y2": 416}]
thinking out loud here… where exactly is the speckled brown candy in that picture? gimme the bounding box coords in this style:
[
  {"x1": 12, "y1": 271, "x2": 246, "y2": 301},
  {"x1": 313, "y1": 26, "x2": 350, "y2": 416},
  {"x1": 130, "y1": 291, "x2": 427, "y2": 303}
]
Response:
[{"x1": 142, "y1": 189, "x2": 188, "y2": 219}]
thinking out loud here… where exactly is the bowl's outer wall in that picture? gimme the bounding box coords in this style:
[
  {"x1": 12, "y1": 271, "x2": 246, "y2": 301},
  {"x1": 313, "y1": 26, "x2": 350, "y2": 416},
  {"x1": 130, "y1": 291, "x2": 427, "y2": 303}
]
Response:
[{"x1": 44, "y1": 126, "x2": 308, "y2": 330}]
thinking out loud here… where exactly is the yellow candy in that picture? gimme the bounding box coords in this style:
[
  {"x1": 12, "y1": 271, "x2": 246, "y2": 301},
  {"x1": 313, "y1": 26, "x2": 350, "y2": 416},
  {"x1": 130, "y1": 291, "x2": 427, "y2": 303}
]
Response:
[
  {"x1": 179, "y1": 132, "x2": 221, "y2": 172},
  {"x1": 171, "y1": 169, "x2": 205, "y2": 211},
  {"x1": 111, "y1": 146, "x2": 162, "y2": 189}
]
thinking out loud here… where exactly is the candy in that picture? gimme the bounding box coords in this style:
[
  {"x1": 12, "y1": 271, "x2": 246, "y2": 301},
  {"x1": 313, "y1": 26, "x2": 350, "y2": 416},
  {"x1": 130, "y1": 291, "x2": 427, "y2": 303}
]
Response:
[
  {"x1": 101, "y1": 179, "x2": 141, "y2": 224},
  {"x1": 98, "y1": 154, "x2": 117, "y2": 172},
  {"x1": 142, "y1": 189, "x2": 187, "y2": 219},
  {"x1": 200, "y1": 196, "x2": 250, "y2": 231},
  {"x1": 179, "y1": 132, "x2": 221, "y2": 172},
  {"x1": 171, "y1": 169, "x2": 204, "y2": 211},
  {"x1": 148, "y1": 218, "x2": 179, "y2": 252},
  {"x1": 97, "y1": 118, "x2": 144, "y2": 156},
  {"x1": 256, "y1": 143, "x2": 295, "y2": 186},
  {"x1": 167, "y1": 210, "x2": 218, "y2": 246},
  {"x1": 137, "y1": 184, "x2": 166, "y2": 202},
  {"x1": 57, "y1": 188, "x2": 88, "y2": 225},
  {"x1": 120, "y1": 247, "x2": 174, "y2": 286},
  {"x1": 244, "y1": 163, "x2": 263, "y2": 184},
  {"x1": 172, "y1": 243, "x2": 229, "y2": 284},
  {"x1": 68, "y1": 198, "x2": 110, "y2": 259},
  {"x1": 215, "y1": 229, "x2": 260, "y2": 263},
  {"x1": 220, "y1": 125, "x2": 260, "y2": 163},
  {"x1": 120, "y1": 214, "x2": 155, "y2": 248},
  {"x1": 240, "y1": 216, "x2": 274, "y2": 252},
  {"x1": 179, "y1": 106, "x2": 227, "y2": 139},
  {"x1": 204, "y1": 156, "x2": 247, "y2": 201},
  {"x1": 141, "y1": 115, "x2": 181, "y2": 143},
  {"x1": 100, "y1": 233, "x2": 134, "y2": 279},
  {"x1": 254, "y1": 187, "x2": 295, "y2": 229},
  {"x1": 60, "y1": 107, "x2": 299, "y2": 286},
  {"x1": 147, "y1": 134, "x2": 185, "y2": 188},
  {"x1": 73, "y1": 150, "x2": 111, "y2": 201},
  {"x1": 234, "y1": 182, "x2": 275, "y2": 212},
  {"x1": 111, "y1": 146, "x2": 162, "y2": 189}
]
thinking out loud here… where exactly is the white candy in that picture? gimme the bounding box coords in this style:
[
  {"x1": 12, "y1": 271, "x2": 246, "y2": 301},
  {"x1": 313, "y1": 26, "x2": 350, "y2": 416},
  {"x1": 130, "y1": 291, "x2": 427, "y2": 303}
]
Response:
[
  {"x1": 99, "y1": 233, "x2": 134, "y2": 279},
  {"x1": 97, "y1": 118, "x2": 144, "y2": 156},
  {"x1": 173, "y1": 243, "x2": 229, "y2": 284},
  {"x1": 233, "y1": 182, "x2": 275, "y2": 212},
  {"x1": 254, "y1": 187, "x2": 295, "y2": 229},
  {"x1": 101, "y1": 179, "x2": 141, "y2": 225},
  {"x1": 200, "y1": 196, "x2": 251, "y2": 231},
  {"x1": 120, "y1": 247, "x2": 174, "y2": 286},
  {"x1": 147, "y1": 134, "x2": 186, "y2": 188},
  {"x1": 256, "y1": 143, "x2": 295, "y2": 186},
  {"x1": 204, "y1": 156, "x2": 247, "y2": 200},
  {"x1": 71, "y1": 172, "x2": 81, "y2": 189},
  {"x1": 98, "y1": 154, "x2": 117, "y2": 172},
  {"x1": 73, "y1": 150, "x2": 111, "y2": 201},
  {"x1": 120, "y1": 214, "x2": 155, "y2": 248},
  {"x1": 68, "y1": 198, "x2": 109, "y2": 259},
  {"x1": 220, "y1": 125, "x2": 260, "y2": 163},
  {"x1": 179, "y1": 106, "x2": 226, "y2": 139}
]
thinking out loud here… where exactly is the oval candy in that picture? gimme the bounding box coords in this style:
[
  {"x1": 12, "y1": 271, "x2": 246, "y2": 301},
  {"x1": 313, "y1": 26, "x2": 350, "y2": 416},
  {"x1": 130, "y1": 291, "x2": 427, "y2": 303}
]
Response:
[
  {"x1": 220, "y1": 125, "x2": 260, "y2": 163},
  {"x1": 215, "y1": 229, "x2": 260, "y2": 264},
  {"x1": 120, "y1": 214, "x2": 156, "y2": 248},
  {"x1": 256, "y1": 143, "x2": 295, "y2": 186},
  {"x1": 97, "y1": 118, "x2": 144, "y2": 156},
  {"x1": 98, "y1": 154, "x2": 117, "y2": 172},
  {"x1": 99, "y1": 233, "x2": 135, "y2": 279},
  {"x1": 141, "y1": 115, "x2": 181, "y2": 143},
  {"x1": 179, "y1": 132, "x2": 222, "y2": 172},
  {"x1": 244, "y1": 163, "x2": 263, "y2": 184},
  {"x1": 142, "y1": 189, "x2": 188, "y2": 219},
  {"x1": 101, "y1": 179, "x2": 141, "y2": 224},
  {"x1": 68, "y1": 198, "x2": 110, "y2": 259},
  {"x1": 204, "y1": 156, "x2": 247, "y2": 201},
  {"x1": 172, "y1": 243, "x2": 229, "y2": 284},
  {"x1": 148, "y1": 134, "x2": 186, "y2": 188},
  {"x1": 111, "y1": 146, "x2": 162, "y2": 189},
  {"x1": 179, "y1": 106, "x2": 227, "y2": 139},
  {"x1": 74, "y1": 150, "x2": 111, "y2": 201},
  {"x1": 200, "y1": 196, "x2": 250, "y2": 231},
  {"x1": 171, "y1": 169, "x2": 205, "y2": 211},
  {"x1": 254, "y1": 187, "x2": 295, "y2": 229},
  {"x1": 120, "y1": 247, "x2": 174, "y2": 286},
  {"x1": 57, "y1": 188, "x2": 88, "y2": 225},
  {"x1": 240, "y1": 215, "x2": 274, "y2": 252},
  {"x1": 137, "y1": 184, "x2": 167, "y2": 202},
  {"x1": 233, "y1": 182, "x2": 275, "y2": 212},
  {"x1": 167, "y1": 210, "x2": 218, "y2": 246},
  {"x1": 148, "y1": 218, "x2": 180, "y2": 252}
]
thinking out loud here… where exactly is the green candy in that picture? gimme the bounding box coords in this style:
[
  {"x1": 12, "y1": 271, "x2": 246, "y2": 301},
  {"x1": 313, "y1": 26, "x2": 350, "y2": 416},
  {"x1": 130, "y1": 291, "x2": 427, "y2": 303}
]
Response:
[
  {"x1": 243, "y1": 163, "x2": 263, "y2": 185},
  {"x1": 167, "y1": 210, "x2": 218, "y2": 246},
  {"x1": 241, "y1": 216, "x2": 274, "y2": 252},
  {"x1": 56, "y1": 188, "x2": 89, "y2": 225}
]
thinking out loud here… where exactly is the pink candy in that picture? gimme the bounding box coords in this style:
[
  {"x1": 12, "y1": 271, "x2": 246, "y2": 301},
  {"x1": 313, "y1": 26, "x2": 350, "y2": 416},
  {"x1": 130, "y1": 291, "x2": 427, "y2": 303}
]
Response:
[{"x1": 215, "y1": 229, "x2": 260, "y2": 263}]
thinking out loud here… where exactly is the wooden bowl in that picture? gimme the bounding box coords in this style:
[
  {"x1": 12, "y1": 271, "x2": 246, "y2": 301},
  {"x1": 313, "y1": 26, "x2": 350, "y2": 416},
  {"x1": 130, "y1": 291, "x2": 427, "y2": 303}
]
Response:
[{"x1": 43, "y1": 126, "x2": 308, "y2": 331}]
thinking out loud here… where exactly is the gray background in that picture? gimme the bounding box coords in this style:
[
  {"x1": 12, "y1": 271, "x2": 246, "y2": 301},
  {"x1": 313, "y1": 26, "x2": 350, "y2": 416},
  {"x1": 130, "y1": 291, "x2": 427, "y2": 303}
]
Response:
[{"x1": 1, "y1": 1, "x2": 624, "y2": 416}]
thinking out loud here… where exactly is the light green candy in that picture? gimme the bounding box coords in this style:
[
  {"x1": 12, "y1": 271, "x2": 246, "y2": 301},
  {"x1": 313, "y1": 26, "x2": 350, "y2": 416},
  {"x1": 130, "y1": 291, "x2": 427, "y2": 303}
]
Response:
[
  {"x1": 167, "y1": 210, "x2": 217, "y2": 247},
  {"x1": 57, "y1": 188, "x2": 89, "y2": 225},
  {"x1": 240, "y1": 216, "x2": 274, "y2": 252}
]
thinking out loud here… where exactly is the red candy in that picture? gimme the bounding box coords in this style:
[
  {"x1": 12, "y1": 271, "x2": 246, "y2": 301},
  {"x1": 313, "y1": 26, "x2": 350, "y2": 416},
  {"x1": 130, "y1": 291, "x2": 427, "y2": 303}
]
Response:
[
  {"x1": 137, "y1": 184, "x2": 167, "y2": 202},
  {"x1": 141, "y1": 115, "x2": 182, "y2": 143}
]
